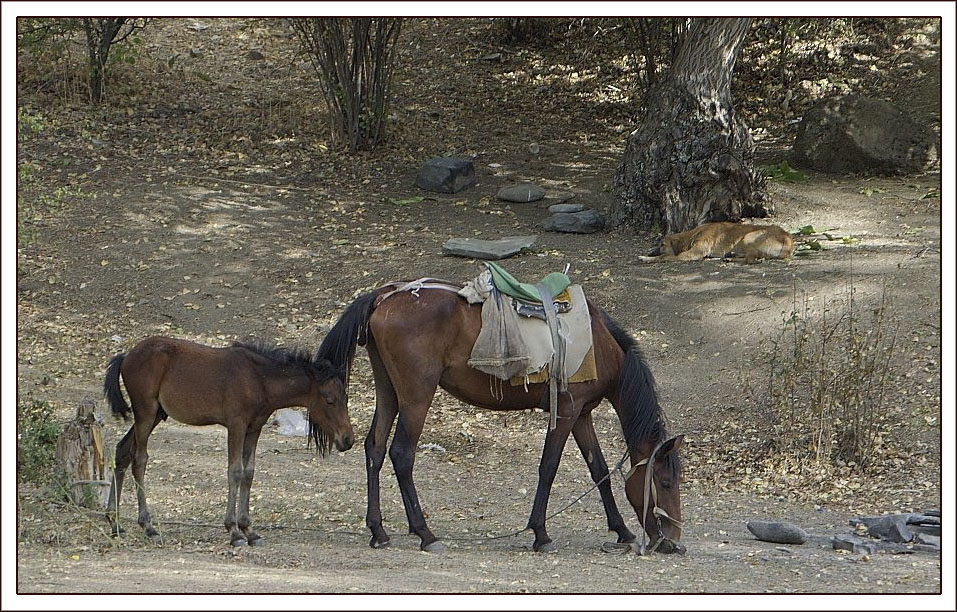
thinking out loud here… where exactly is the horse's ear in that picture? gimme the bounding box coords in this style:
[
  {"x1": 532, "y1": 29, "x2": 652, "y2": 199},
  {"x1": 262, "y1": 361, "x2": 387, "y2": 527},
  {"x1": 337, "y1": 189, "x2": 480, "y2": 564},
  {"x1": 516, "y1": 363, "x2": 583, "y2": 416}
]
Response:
[{"x1": 658, "y1": 435, "x2": 684, "y2": 458}]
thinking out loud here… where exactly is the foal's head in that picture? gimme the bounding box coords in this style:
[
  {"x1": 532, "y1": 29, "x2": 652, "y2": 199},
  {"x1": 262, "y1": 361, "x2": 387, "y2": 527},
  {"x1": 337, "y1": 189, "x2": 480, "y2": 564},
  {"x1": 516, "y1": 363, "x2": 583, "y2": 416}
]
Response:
[{"x1": 306, "y1": 360, "x2": 354, "y2": 455}]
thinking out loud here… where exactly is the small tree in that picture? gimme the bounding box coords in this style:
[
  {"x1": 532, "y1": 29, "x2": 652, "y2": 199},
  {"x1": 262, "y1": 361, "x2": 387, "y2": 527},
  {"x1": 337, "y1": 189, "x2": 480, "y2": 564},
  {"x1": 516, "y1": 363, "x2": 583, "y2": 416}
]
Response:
[
  {"x1": 290, "y1": 18, "x2": 402, "y2": 152},
  {"x1": 610, "y1": 18, "x2": 770, "y2": 234},
  {"x1": 81, "y1": 18, "x2": 148, "y2": 103}
]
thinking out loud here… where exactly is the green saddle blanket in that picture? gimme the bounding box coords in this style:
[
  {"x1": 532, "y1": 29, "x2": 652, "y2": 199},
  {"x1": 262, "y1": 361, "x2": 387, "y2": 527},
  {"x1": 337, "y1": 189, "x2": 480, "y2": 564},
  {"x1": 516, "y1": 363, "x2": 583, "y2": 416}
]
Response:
[{"x1": 485, "y1": 261, "x2": 570, "y2": 303}]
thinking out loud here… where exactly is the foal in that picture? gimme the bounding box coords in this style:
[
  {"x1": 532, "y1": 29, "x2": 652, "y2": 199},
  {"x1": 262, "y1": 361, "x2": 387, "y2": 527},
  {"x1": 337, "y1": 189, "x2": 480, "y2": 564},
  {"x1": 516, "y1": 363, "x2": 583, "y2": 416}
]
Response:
[{"x1": 103, "y1": 336, "x2": 355, "y2": 546}]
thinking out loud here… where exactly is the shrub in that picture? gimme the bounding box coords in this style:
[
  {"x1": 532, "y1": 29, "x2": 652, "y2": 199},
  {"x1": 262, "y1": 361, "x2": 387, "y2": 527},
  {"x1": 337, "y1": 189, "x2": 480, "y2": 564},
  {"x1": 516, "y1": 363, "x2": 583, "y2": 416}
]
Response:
[
  {"x1": 763, "y1": 283, "x2": 899, "y2": 471},
  {"x1": 17, "y1": 399, "x2": 62, "y2": 484},
  {"x1": 290, "y1": 18, "x2": 403, "y2": 152}
]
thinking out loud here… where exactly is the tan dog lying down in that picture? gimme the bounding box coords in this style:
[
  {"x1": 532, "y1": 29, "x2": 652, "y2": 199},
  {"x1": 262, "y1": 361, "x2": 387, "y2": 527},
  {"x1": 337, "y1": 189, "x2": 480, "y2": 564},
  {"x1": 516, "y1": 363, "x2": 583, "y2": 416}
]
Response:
[{"x1": 638, "y1": 221, "x2": 794, "y2": 263}]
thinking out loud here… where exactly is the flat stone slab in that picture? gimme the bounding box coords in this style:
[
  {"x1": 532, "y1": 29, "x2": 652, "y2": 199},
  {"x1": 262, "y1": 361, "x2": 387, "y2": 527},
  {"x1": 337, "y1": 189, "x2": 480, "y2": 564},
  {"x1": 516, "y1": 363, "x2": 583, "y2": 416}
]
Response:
[
  {"x1": 543, "y1": 209, "x2": 606, "y2": 234},
  {"x1": 416, "y1": 157, "x2": 475, "y2": 194},
  {"x1": 746, "y1": 520, "x2": 808, "y2": 545},
  {"x1": 548, "y1": 203, "x2": 585, "y2": 214},
  {"x1": 497, "y1": 183, "x2": 546, "y2": 203},
  {"x1": 442, "y1": 235, "x2": 537, "y2": 260},
  {"x1": 832, "y1": 535, "x2": 876, "y2": 555}
]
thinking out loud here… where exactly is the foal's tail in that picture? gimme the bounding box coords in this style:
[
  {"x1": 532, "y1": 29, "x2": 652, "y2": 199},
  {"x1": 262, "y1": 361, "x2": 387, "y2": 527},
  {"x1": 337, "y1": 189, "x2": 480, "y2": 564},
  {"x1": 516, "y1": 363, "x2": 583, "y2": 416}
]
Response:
[
  {"x1": 103, "y1": 353, "x2": 132, "y2": 420},
  {"x1": 315, "y1": 291, "x2": 379, "y2": 386}
]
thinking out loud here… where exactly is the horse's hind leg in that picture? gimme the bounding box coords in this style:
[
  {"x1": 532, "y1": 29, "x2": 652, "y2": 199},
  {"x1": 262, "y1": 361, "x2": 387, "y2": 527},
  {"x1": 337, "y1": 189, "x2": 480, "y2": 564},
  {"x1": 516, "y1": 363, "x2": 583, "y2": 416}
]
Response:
[
  {"x1": 389, "y1": 410, "x2": 442, "y2": 552},
  {"x1": 237, "y1": 427, "x2": 263, "y2": 546},
  {"x1": 106, "y1": 426, "x2": 135, "y2": 536},
  {"x1": 130, "y1": 410, "x2": 165, "y2": 541},
  {"x1": 572, "y1": 412, "x2": 636, "y2": 544},
  {"x1": 364, "y1": 346, "x2": 399, "y2": 549}
]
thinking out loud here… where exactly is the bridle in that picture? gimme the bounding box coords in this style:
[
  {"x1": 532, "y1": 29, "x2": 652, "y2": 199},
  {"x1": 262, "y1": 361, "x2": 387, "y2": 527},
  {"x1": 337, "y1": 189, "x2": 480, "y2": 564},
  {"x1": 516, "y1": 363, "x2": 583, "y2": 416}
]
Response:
[{"x1": 623, "y1": 438, "x2": 684, "y2": 555}]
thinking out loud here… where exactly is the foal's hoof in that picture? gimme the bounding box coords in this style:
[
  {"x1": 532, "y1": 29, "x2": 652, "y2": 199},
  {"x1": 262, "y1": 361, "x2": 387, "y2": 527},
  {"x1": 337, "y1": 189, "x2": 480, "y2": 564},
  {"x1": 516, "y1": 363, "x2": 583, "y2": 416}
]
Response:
[
  {"x1": 231, "y1": 537, "x2": 248, "y2": 548},
  {"x1": 247, "y1": 536, "x2": 265, "y2": 547},
  {"x1": 421, "y1": 540, "x2": 445, "y2": 553}
]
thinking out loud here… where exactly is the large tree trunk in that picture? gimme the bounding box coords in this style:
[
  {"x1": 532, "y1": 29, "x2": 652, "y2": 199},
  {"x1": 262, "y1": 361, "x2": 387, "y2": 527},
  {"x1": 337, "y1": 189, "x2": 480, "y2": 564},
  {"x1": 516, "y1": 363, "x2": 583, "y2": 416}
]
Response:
[{"x1": 610, "y1": 18, "x2": 770, "y2": 234}]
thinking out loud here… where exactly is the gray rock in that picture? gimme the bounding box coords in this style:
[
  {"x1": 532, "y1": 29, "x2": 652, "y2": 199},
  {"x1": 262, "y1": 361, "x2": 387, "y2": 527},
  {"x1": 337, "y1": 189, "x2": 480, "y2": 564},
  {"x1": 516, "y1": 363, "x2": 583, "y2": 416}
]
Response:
[
  {"x1": 416, "y1": 157, "x2": 475, "y2": 194},
  {"x1": 850, "y1": 515, "x2": 915, "y2": 543},
  {"x1": 548, "y1": 203, "x2": 585, "y2": 214},
  {"x1": 746, "y1": 520, "x2": 808, "y2": 545},
  {"x1": 441, "y1": 235, "x2": 537, "y2": 260},
  {"x1": 790, "y1": 94, "x2": 938, "y2": 174},
  {"x1": 831, "y1": 535, "x2": 876, "y2": 555},
  {"x1": 543, "y1": 209, "x2": 605, "y2": 234},
  {"x1": 497, "y1": 183, "x2": 546, "y2": 203}
]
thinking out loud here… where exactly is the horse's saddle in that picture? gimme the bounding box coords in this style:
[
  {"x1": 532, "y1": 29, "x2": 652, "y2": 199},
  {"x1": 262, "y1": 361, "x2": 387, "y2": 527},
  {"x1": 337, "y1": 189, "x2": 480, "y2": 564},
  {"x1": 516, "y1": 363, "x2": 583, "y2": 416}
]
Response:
[
  {"x1": 513, "y1": 290, "x2": 572, "y2": 320},
  {"x1": 484, "y1": 261, "x2": 572, "y2": 319},
  {"x1": 485, "y1": 261, "x2": 570, "y2": 303}
]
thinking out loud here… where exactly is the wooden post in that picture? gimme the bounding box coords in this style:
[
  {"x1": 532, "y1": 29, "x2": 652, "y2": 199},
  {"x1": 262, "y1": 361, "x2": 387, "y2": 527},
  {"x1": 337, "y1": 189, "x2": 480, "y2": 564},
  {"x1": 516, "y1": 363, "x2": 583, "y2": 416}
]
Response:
[{"x1": 55, "y1": 400, "x2": 113, "y2": 508}]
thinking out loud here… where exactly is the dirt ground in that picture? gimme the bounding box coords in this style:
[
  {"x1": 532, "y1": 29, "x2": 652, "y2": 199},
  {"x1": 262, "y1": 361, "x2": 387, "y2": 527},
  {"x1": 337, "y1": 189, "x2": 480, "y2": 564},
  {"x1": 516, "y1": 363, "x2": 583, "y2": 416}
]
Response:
[{"x1": 11, "y1": 18, "x2": 947, "y2": 603}]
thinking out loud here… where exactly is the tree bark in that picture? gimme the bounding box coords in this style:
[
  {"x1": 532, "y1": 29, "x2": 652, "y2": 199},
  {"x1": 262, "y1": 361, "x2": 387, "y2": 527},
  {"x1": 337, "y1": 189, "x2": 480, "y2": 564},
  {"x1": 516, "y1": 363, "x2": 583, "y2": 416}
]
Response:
[
  {"x1": 55, "y1": 401, "x2": 113, "y2": 508},
  {"x1": 610, "y1": 18, "x2": 770, "y2": 235}
]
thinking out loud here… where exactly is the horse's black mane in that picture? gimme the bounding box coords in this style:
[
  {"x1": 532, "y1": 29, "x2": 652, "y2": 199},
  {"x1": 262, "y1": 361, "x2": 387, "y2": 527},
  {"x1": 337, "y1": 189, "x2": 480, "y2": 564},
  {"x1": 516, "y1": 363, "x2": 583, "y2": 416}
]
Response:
[
  {"x1": 599, "y1": 310, "x2": 680, "y2": 478},
  {"x1": 233, "y1": 341, "x2": 340, "y2": 382}
]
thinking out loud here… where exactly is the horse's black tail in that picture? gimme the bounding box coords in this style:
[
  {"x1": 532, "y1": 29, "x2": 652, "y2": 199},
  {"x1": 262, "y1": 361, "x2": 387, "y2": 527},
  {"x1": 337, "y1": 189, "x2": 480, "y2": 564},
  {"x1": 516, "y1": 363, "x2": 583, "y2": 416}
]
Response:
[
  {"x1": 104, "y1": 353, "x2": 131, "y2": 420},
  {"x1": 315, "y1": 291, "x2": 379, "y2": 386}
]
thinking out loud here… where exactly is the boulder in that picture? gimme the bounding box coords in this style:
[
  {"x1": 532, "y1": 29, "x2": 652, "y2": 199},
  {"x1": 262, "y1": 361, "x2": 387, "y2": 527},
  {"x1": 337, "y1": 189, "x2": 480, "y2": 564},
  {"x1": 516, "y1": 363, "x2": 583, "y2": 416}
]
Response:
[
  {"x1": 497, "y1": 183, "x2": 546, "y2": 203},
  {"x1": 543, "y1": 209, "x2": 605, "y2": 234},
  {"x1": 790, "y1": 94, "x2": 938, "y2": 174},
  {"x1": 746, "y1": 520, "x2": 808, "y2": 545},
  {"x1": 442, "y1": 235, "x2": 537, "y2": 260},
  {"x1": 416, "y1": 157, "x2": 475, "y2": 194}
]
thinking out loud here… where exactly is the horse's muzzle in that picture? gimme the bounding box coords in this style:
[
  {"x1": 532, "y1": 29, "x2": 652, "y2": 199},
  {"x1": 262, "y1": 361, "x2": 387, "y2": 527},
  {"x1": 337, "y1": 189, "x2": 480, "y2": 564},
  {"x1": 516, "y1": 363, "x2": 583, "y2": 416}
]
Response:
[
  {"x1": 336, "y1": 433, "x2": 355, "y2": 452},
  {"x1": 653, "y1": 537, "x2": 686, "y2": 555}
]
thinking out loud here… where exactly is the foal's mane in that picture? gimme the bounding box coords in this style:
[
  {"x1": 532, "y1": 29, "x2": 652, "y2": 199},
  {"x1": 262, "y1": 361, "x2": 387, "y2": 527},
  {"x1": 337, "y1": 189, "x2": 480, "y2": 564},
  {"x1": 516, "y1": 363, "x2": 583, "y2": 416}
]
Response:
[
  {"x1": 599, "y1": 310, "x2": 680, "y2": 477},
  {"x1": 232, "y1": 341, "x2": 340, "y2": 382}
]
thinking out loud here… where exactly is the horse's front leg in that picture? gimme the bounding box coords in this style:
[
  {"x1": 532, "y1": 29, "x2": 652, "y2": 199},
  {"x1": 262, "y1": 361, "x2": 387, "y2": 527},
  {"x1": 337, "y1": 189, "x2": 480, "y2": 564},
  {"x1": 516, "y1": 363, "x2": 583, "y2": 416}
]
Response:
[
  {"x1": 237, "y1": 427, "x2": 264, "y2": 546},
  {"x1": 572, "y1": 412, "x2": 636, "y2": 544},
  {"x1": 224, "y1": 424, "x2": 247, "y2": 547},
  {"x1": 526, "y1": 397, "x2": 577, "y2": 552}
]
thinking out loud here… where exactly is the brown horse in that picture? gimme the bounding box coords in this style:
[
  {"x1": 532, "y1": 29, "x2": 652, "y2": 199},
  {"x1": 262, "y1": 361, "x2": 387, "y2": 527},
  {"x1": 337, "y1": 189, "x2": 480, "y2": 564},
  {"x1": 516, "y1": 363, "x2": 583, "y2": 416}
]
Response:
[
  {"x1": 103, "y1": 336, "x2": 355, "y2": 546},
  {"x1": 318, "y1": 283, "x2": 684, "y2": 554}
]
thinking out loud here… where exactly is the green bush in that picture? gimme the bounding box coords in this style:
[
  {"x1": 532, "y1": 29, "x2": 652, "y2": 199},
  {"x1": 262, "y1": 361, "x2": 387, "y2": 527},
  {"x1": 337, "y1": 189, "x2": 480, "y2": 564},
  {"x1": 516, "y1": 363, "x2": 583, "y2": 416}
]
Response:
[{"x1": 17, "y1": 399, "x2": 62, "y2": 484}]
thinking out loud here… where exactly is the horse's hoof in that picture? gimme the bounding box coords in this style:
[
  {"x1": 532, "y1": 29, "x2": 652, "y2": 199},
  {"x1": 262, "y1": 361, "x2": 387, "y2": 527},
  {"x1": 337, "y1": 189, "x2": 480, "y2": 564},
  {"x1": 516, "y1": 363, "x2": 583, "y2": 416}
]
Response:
[
  {"x1": 534, "y1": 541, "x2": 557, "y2": 553},
  {"x1": 369, "y1": 536, "x2": 390, "y2": 549},
  {"x1": 231, "y1": 538, "x2": 248, "y2": 548},
  {"x1": 421, "y1": 540, "x2": 445, "y2": 553},
  {"x1": 247, "y1": 536, "x2": 265, "y2": 547}
]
